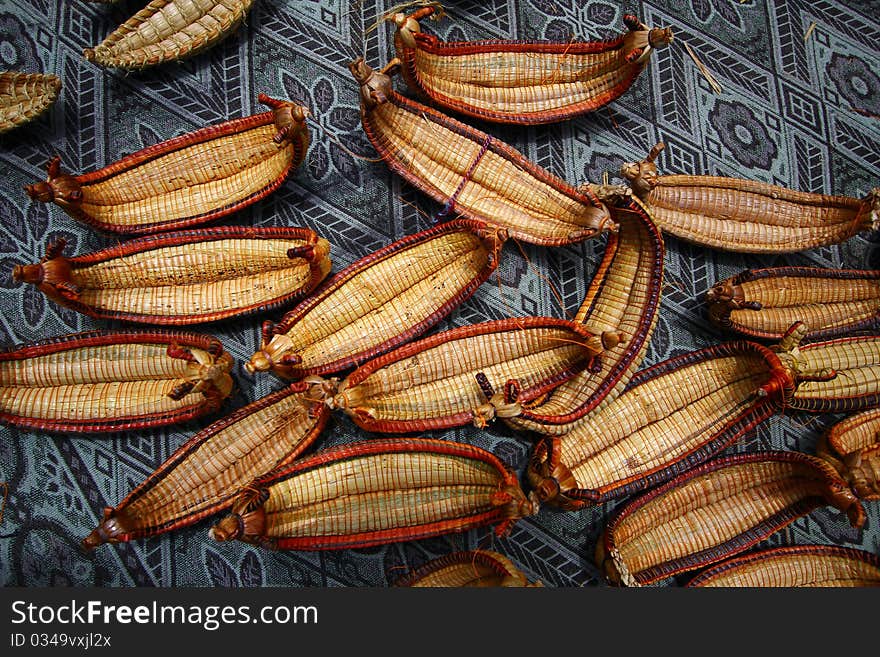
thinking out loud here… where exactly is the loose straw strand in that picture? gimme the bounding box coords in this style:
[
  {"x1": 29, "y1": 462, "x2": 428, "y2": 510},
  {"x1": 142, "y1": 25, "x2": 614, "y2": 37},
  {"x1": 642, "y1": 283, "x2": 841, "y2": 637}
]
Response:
[
  {"x1": 308, "y1": 116, "x2": 385, "y2": 163},
  {"x1": 512, "y1": 238, "x2": 570, "y2": 320},
  {"x1": 365, "y1": 1, "x2": 444, "y2": 36},
  {"x1": 681, "y1": 40, "x2": 722, "y2": 94},
  {"x1": 803, "y1": 22, "x2": 817, "y2": 41}
]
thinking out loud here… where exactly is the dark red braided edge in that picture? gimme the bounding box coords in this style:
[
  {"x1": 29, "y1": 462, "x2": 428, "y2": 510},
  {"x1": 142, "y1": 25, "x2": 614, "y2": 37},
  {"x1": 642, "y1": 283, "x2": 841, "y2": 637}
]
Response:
[{"x1": 685, "y1": 544, "x2": 880, "y2": 587}]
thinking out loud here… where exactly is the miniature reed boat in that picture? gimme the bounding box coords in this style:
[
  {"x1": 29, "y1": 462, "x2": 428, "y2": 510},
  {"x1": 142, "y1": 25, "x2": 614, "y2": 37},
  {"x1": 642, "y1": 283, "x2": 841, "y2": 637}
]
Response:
[
  {"x1": 351, "y1": 57, "x2": 616, "y2": 246},
  {"x1": 527, "y1": 341, "x2": 797, "y2": 508},
  {"x1": 83, "y1": 382, "x2": 329, "y2": 548},
  {"x1": 686, "y1": 545, "x2": 880, "y2": 587},
  {"x1": 623, "y1": 143, "x2": 879, "y2": 253},
  {"x1": 596, "y1": 451, "x2": 865, "y2": 586},
  {"x1": 0, "y1": 72, "x2": 61, "y2": 134},
  {"x1": 707, "y1": 267, "x2": 880, "y2": 342},
  {"x1": 84, "y1": 0, "x2": 255, "y2": 70},
  {"x1": 13, "y1": 226, "x2": 331, "y2": 325},
  {"x1": 394, "y1": 550, "x2": 540, "y2": 587},
  {"x1": 0, "y1": 330, "x2": 233, "y2": 433},
  {"x1": 391, "y1": 6, "x2": 672, "y2": 125},
  {"x1": 505, "y1": 195, "x2": 663, "y2": 434},
  {"x1": 817, "y1": 408, "x2": 880, "y2": 500},
  {"x1": 26, "y1": 96, "x2": 309, "y2": 235},
  {"x1": 330, "y1": 317, "x2": 623, "y2": 433},
  {"x1": 210, "y1": 438, "x2": 539, "y2": 550},
  {"x1": 248, "y1": 220, "x2": 502, "y2": 379}
]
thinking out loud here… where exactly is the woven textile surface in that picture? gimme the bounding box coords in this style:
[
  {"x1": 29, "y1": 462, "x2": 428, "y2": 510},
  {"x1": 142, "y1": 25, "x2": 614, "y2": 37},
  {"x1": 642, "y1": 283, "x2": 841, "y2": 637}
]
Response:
[{"x1": 0, "y1": 0, "x2": 878, "y2": 587}]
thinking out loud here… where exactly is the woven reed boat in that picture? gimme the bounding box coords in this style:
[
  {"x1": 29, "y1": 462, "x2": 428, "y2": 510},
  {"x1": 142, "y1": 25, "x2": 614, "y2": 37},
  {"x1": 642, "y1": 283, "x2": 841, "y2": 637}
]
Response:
[
  {"x1": 817, "y1": 408, "x2": 880, "y2": 500},
  {"x1": 394, "y1": 550, "x2": 540, "y2": 587},
  {"x1": 390, "y1": 6, "x2": 672, "y2": 125},
  {"x1": 505, "y1": 195, "x2": 664, "y2": 434},
  {"x1": 83, "y1": 382, "x2": 329, "y2": 548},
  {"x1": 25, "y1": 96, "x2": 309, "y2": 235},
  {"x1": 0, "y1": 330, "x2": 232, "y2": 433},
  {"x1": 790, "y1": 335, "x2": 880, "y2": 412},
  {"x1": 351, "y1": 57, "x2": 616, "y2": 246},
  {"x1": 248, "y1": 220, "x2": 501, "y2": 379},
  {"x1": 686, "y1": 545, "x2": 880, "y2": 587},
  {"x1": 527, "y1": 341, "x2": 797, "y2": 508},
  {"x1": 596, "y1": 451, "x2": 865, "y2": 586},
  {"x1": 0, "y1": 72, "x2": 61, "y2": 134},
  {"x1": 622, "y1": 143, "x2": 879, "y2": 253},
  {"x1": 84, "y1": 0, "x2": 255, "y2": 70},
  {"x1": 210, "y1": 438, "x2": 538, "y2": 550},
  {"x1": 12, "y1": 226, "x2": 331, "y2": 325},
  {"x1": 708, "y1": 267, "x2": 880, "y2": 341},
  {"x1": 330, "y1": 317, "x2": 623, "y2": 433}
]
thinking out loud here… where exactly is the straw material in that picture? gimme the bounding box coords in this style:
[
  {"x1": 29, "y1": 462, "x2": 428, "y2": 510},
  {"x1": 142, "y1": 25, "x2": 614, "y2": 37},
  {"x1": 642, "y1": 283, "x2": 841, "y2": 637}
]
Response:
[
  {"x1": 527, "y1": 342, "x2": 793, "y2": 507},
  {"x1": 0, "y1": 330, "x2": 232, "y2": 432},
  {"x1": 597, "y1": 452, "x2": 864, "y2": 586},
  {"x1": 249, "y1": 220, "x2": 500, "y2": 379},
  {"x1": 790, "y1": 335, "x2": 880, "y2": 412},
  {"x1": 12, "y1": 226, "x2": 331, "y2": 325},
  {"x1": 25, "y1": 98, "x2": 308, "y2": 235},
  {"x1": 394, "y1": 8, "x2": 672, "y2": 124},
  {"x1": 0, "y1": 72, "x2": 61, "y2": 134},
  {"x1": 351, "y1": 58, "x2": 615, "y2": 247},
  {"x1": 687, "y1": 545, "x2": 880, "y2": 587},
  {"x1": 622, "y1": 144, "x2": 879, "y2": 253},
  {"x1": 394, "y1": 550, "x2": 538, "y2": 587},
  {"x1": 84, "y1": 0, "x2": 255, "y2": 70},
  {"x1": 817, "y1": 408, "x2": 880, "y2": 500},
  {"x1": 82, "y1": 383, "x2": 329, "y2": 548},
  {"x1": 332, "y1": 317, "x2": 620, "y2": 433},
  {"x1": 708, "y1": 267, "x2": 880, "y2": 341},
  {"x1": 506, "y1": 196, "x2": 664, "y2": 434},
  {"x1": 209, "y1": 439, "x2": 538, "y2": 550}
]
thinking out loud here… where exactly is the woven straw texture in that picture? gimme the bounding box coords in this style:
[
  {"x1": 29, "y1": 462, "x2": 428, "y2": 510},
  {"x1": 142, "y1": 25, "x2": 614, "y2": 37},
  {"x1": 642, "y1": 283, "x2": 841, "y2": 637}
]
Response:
[
  {"x1": 539, "y1": 344, "x2": 782, "y2": 502},
  {"x1": 85, "y1": 0, "x2": 255, "y2": 70},
  {"x1": 686, "y1": 545, "x2": 880, "y2": 587},
  {"x1": 335, "y1": 317, "x2": 604, "y2": 431},
  {"x1": 397, "y1": 9, "x2": 669, "y2": 124},
  {"x1": 0, "y1": 71, "x2": 60, "y2": 133},
  {"x1": 83, "y1": 384, "x2": 327, "y2": 546},
  {"x1": 602, "y1": 453, "x2": 862, "y2": 585},
  {"x1": 708, "y1": 267, "x2": 880, "y2": 341},
  {"x1": 17, "y1": 228, "x2": 331, "y2": 325},
  {"x1": 643, "y1": 174, "x2": 874, "y2": 253},
  {"x1": 394, "y1": 550, "x2": 531, "y2": 587},
  {"x1": 0, "y1": 0, "x2": 878, "y2": 587},
  {"x1": 0, "y1": 331, "x2": 232, "y2": 431}
]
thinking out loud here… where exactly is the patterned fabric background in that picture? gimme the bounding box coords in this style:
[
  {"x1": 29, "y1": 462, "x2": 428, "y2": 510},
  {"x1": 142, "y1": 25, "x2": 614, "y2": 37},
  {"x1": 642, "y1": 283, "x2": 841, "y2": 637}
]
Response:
[{"x1": 0, "y1": 0, "x2": 878, "y2": 587}]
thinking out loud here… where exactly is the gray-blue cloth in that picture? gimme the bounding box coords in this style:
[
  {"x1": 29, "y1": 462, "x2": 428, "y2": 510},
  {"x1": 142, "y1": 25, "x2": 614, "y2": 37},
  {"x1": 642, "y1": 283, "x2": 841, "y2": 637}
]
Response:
[{"x1": 0, "y1": 0, "x2": 877, "y2": 587}]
